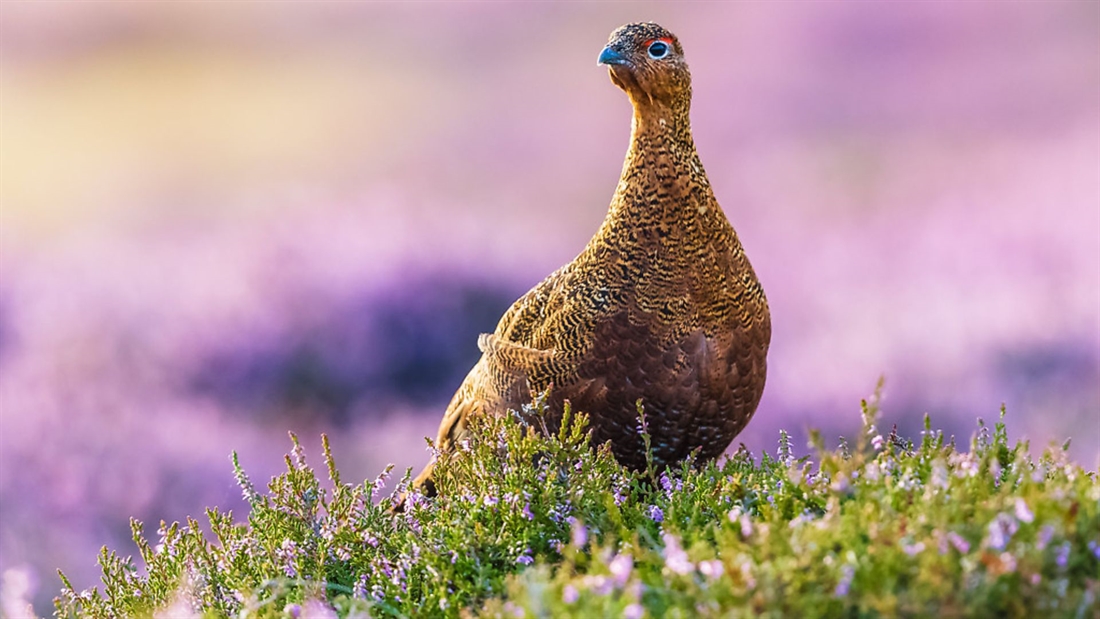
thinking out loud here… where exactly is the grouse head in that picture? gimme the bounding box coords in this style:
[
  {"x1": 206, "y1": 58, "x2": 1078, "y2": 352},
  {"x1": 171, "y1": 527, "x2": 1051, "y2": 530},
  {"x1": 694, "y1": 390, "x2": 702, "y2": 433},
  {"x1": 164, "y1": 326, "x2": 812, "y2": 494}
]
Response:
[{"x1": 598, "y1": 22, "x2": 691, "y2": 111}]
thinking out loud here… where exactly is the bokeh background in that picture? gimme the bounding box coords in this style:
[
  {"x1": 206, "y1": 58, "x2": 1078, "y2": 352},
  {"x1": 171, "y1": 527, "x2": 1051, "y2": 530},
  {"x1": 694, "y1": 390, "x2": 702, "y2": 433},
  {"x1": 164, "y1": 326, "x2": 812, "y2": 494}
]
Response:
[{"x1": 2, "y1": 2, "x2": 1097, "y2": 614}]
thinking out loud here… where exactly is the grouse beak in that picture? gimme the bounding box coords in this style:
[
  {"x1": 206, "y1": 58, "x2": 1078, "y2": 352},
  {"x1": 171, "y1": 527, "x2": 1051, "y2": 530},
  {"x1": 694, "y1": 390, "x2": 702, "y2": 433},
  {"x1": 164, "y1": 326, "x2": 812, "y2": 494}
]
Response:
[{"x1": 597, "y1": 45, "x2": 630, "y2": 67}]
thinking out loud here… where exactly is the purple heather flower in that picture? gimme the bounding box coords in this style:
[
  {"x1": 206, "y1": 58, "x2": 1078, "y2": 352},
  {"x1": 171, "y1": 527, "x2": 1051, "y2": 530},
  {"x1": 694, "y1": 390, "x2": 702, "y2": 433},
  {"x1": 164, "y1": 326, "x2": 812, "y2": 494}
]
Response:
[
  {"x1": 285, "y1": 603, "x2": 302, "y2": 618},
  {"x1": 562, "y1": 584, "x2": 579, "y2": 604},
  {"x1": 1055, "y1": 542, "x2": 1071, "y2": 568},
  {"x1": 571, "y1": 520, "x2": 588, "y2": 548},
  {"x1": 371, "y1": 467, "x2": 392, "y2": 501},
  {"x1": 659, "y1": 473, "x2": 673, "y2": 494},
  {"x1": 986, "y1": 513, "x2": 1019, "y2": 551},
  {"x1": 582, "y1": 574, "x2": 614, "y2": 596},
  {"x1": 1014, "y1": 498, "x2": 1034, "y2": 523},
  {"x1": 830, "y1": 474, "x2": 851, "y2": 495},
  {"x1": 609, "y1": 552, "x2": 634, "y2": 586},
  {"x1": 549, "y1": 505, "x2": 570, "y2": 524},
  {"x1": 698, "y1": 559, "x2": 724, "y2": 580},
  {"x1": 662, "y1": 533, "x2": 694, "y2": 575},
  {"x1": 516, "y1": 550, "x2": 534, "y2": 566},
  {"x1": 902, "y1": 541, "x2": 925, "y2": 557},
  {"x1": 1036, "y1": 525, "x2": 1055, "y2": 550},
  {"x1": 647, "y1": 505, "x2": 664, "y2": 523},
  {"x1": 871, "y1": 434, "x2": 885, "y2": 451},
  {"x1": 302, "y1": 600, "x2": 338, "y2": 619},
  {"x1": 623, "y1": 603, "x2": 644, "y2": 619},
  {"x1": 522, "y1": 502, "x2": 534, "y2": 520},
  {"x1": 483, "y1": 495, "x2": 499, "y2": 507},
  {"x1": 739, "y1": 514, "x2": 754, "y2": 538},
  {"x1": 289, "y1": 440, "x2": 309, "y2": 471},
  {"x1": 955, "y1": 455, "x2": 978, "y2": 478},
  {"x1": 947, "y1": 531, "x2": 970, "y2": 554},
  {"x1": 277, "y1": 539, "x2": 300, "y2": 578},
  {"x1": 833, "y1": 564, "x2": 855, "y2": 598},
  {"x1": 353, "y1": 575, "x2": 368, "y2": 599},
  {"x1": 1088, "y1": 540, "x2": 1099, "y2": 559}
]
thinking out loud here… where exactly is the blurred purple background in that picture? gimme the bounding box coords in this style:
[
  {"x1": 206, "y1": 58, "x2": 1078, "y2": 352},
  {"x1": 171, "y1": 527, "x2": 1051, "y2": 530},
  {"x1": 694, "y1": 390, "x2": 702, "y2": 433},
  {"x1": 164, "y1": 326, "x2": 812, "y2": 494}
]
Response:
[{"x1": 2, "y1": 2, "x2": 1097, "y2": 613}]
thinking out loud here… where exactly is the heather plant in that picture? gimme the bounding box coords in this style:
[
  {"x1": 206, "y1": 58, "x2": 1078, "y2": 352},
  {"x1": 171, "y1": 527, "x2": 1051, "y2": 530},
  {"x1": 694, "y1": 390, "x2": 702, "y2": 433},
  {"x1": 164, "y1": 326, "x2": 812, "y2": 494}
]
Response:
[{"x1": 55, "y1": 390, "x2": 1099, "y2": 618}]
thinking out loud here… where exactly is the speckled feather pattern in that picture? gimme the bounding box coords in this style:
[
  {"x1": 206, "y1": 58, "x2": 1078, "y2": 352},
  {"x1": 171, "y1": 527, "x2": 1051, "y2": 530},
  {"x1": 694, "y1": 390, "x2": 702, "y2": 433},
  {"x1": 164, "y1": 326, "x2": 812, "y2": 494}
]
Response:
[{"x1": 413, "y1": 22, "x2": 770, "y2": 492}]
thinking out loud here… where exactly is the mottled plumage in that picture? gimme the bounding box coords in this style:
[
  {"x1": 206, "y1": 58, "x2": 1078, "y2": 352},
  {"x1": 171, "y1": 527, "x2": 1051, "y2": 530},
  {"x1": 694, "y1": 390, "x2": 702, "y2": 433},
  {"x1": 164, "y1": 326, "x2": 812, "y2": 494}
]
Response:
[{"x1": 410, "y1": 22, "x2": 770, "y2": 496}]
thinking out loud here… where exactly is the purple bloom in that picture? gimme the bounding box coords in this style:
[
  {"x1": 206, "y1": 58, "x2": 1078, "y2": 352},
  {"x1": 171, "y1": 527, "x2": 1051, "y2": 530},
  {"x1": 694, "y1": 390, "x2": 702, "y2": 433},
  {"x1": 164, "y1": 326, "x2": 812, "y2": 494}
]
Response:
[
  {"x1": 647, "y1": 505, "x2": 664, "y2": 523},
  {"x1": 833, "y1": 564, "x2": 855, "y2": 597},
  {"x1": 1014, "y1": 498, "x2": 1034, "y2": 523},
  {"x1": 902, "y1": 541, "x2": 925, "y2": 557},
  {"x1": 290, "y1": 439, "x2": 307, "y2": 470},
  {"x1": 871, "y1": 434, "x2": 885, "y2": 451},
  {"x1": 276, "y1": 539, "x2": 300, "y2": 578},
  {"x1": 285, "y1": 603, "x2": 302, "y2": 618},
  {"x1": 623, "y1": 603, "x2": 644, "y2": 619},
  {"x1": 662, "y1": 533, "x2": 694, "y2": 575},
  {"x1": 698, "y1": 559, "x2": 724, "y2": 580},
  {"x1": 582, "y1": 574, "x2": 614, "y2": 596},
  {"x1": 352, "y1": 575, "x2": 368, "y2": 599},
  {"x1": 371, "y1": 466, "x2": 392, "y2": 501},
  {"x1": 609, "y1": 552, "x2": 634, "y2": 586},
  {"x1": 302, "y1": 600, "x2": 338, "y2": 619},
  {"x1": 562, "y1": 584, "x2": 579, "y2": 604},
  {"x1": 1088, "y1": 540, "x2": 1099, "y2": 559},
  {"x1": 1055, "y1": 542, "x2": 1071, "y2": 568},
  {"x1": 571, "y1": 519, "x2": 588, "y2": 548},
  {"x1": 1036, "y1": 525, "x2": 1055, "y2": 550},
  {"x1": 516, "y1": 550, "x2": 534, "y2": 566},
  {"x1": 739, "y1": 514, "x2": 754, "y2": 538},
  {"x1": 985, "y1": 513, "x2": 1019, "y2": 551},
  {"x1": 830, "y1": 475, "x2": 851, "y2": 494},
  {"x1": 522, "y1": 502, "x2": 534, "y2": 520},
  {"x1": 947, "y1": 531, "x2": 970, "y2": 554}
]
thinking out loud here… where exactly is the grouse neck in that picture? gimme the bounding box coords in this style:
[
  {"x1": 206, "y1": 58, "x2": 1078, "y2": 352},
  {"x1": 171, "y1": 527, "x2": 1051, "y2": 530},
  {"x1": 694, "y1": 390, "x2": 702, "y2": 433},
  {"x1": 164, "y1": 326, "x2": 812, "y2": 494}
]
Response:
[{"x1": 607, "y1": 103, "x2": 708, "y2": 221}]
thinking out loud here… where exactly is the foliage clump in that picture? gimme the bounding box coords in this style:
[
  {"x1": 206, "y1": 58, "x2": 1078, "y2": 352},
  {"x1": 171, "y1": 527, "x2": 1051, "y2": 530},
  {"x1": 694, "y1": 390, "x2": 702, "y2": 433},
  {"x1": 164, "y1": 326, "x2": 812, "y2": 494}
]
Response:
[{"x1": 56, "y1": 393, "x2": 1099, "y2": 618}]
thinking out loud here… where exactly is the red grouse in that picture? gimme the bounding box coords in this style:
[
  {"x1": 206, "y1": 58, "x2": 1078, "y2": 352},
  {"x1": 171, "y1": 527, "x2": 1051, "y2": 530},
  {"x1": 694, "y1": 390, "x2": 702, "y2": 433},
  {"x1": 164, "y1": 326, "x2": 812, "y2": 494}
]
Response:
[{"x1": 409, "y1": 22, "x2": 770, "y2": 497}]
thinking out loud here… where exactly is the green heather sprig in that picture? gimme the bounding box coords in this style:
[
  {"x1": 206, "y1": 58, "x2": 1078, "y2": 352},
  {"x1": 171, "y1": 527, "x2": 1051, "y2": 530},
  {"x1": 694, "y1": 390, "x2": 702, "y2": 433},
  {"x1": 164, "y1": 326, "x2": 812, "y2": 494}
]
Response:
[{"x1": 56, "y1": 390, "x2": 1099, "y2": 618}]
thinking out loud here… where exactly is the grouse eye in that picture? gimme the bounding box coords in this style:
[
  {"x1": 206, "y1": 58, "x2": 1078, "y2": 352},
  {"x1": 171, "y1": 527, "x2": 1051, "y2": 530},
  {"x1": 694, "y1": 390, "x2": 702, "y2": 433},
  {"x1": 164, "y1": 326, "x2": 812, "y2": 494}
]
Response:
[{"x1": 647, "y1": 40, "x2": 670, "y2": 60}]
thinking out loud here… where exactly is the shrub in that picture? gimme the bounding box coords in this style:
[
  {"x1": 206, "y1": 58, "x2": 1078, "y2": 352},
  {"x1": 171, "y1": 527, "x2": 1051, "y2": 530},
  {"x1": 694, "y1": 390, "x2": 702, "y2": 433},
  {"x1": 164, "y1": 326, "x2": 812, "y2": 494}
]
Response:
[{"x1": 56, "y1": 391, "x2": 1099, "y2": 618}]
